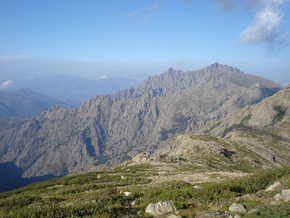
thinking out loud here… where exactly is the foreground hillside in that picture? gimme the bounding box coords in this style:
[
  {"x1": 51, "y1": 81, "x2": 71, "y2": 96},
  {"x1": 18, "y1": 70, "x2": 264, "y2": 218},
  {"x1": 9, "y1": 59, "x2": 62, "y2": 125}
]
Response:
[
  {"x1": 0, "y1": 64, "x2": 283, "y2": 191},
  {"x1": 0, "y1": 164, "x2": 289, "y2": 217}
]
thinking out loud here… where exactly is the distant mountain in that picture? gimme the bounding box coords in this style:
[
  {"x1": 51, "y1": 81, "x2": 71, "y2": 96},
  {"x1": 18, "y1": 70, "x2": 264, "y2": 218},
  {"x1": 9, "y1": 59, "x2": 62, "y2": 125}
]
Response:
[
  {"x1": 1, "y1": 75, "x2": 143, "y2": 107},
  {"x1": 0, "y1": 89, "x2": 71, "y2": 120},
  {"x1": 0, "y1": 63, "x2": 284, "y2": 191}
]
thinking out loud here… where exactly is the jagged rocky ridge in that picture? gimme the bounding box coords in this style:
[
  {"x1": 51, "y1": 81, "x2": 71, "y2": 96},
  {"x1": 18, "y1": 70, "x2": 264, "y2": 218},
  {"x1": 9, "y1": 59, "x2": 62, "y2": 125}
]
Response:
[{"x1": 0, "y1": 63, "x2": 284, "y2": 181}]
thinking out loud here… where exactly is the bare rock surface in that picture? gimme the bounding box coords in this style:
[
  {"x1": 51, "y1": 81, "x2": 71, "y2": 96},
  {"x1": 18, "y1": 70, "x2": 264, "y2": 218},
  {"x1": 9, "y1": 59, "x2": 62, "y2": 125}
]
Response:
[
  {"x1": 274, "y1": 193, "x2": 283, "y2": 201},
  {"x1": 266, "y1": 181, "x2": 281, "y2": 191},
  {"x1": 282, "y1": 189, "x2": 290, "y2": 202},
  {"x1": 229, "y1": 203, "x2": 247, "y2": 213},
  {"x1": 165, "y1": 215, "x2": 182, "y2": 218},
  {"x1": 145, "y1": 201, "x2": 177, "y2": 216}
]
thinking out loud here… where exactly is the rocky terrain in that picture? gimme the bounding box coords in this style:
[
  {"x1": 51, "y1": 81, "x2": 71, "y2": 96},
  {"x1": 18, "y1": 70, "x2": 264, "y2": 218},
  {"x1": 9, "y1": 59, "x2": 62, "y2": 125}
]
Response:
[
  {"x1": 0, "y1": 160, "x2": 289, "y2": 217},
  {"x1": 0, "y1": 64, "x2": 290, "y2": 217},
  {"x1": 0, "y1": 63, "x2": 284, "y2": 191},
  {"x1": 127, "y1": 85, "x2": 290, "y2": 185}
]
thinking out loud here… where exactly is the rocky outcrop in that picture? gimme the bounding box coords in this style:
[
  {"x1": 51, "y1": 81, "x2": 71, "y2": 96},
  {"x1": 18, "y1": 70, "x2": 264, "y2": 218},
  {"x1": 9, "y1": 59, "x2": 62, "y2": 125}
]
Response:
[
  {"x1": 229, "y1": 203, "x2": 247, "y2": 213},
  {"x1": 282, "y1": 190, "x2": 290, "y2": 202},
  {"x1": 145, "y1": 201, "x2": 177, "y2": 216},
  {"x1": 266, "y1": 181, "x2": 281, "y2": 191}
]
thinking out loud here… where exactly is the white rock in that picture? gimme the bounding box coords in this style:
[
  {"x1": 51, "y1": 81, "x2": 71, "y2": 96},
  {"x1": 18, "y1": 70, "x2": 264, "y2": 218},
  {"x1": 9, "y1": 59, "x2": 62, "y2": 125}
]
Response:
[
  {"x1": 145, "y1": 201, "x2": 177, "y2": 216},
  {"x1": 274, "y1": 193, "x2": 283, "y2": 201},
  {"x1": 248, "y1": 208, "x2": 259, "y2": 214},
  {"x1": 124, "y1": 192, "x2": 132, "y2": 196},
  {"x1": 265, "y1": 181, "x2": 281, "y2": 191},
  {"x1": 234, "y1": 215, "x2": 241, "y2": 218},
  {"x1": 165, "y1": 215, "x2": 182, "y2": 218},
  {"x1": 282, "y1": 190, "x2": 290, "y2": 202},
  {"x1": 130, "y1": 200, "x2": 136, "y2": 206},
  {"x1": 229, "y1": 203, "x2": 247, "y2": 213}
]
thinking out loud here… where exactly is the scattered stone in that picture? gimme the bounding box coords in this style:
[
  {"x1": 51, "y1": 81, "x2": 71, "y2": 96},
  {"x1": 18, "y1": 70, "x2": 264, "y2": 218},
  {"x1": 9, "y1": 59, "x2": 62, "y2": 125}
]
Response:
[
  {"x1": 130, "y1": 200, "x2": 136, "y2": 206},
  {"x1": 121, "y1": 176, "x2": 126, "y2": 179},
  {"x1": 46, "y1": 184, "x2": 65, "y2": 189},
  {"x1": 265, "y1": 181, "x2": 281, "y2": 191},
  {"x1": 193, "y1": 185, "x2": 201, "y2": 189},
  {"x1": 282, "y1": 190, "x2": 290, "y2": 202},
  {"x1": 145, "y1": 201, "x2": 177, "y2": 216},
  {"x1": 270, "y1": 201, "x2": 280, "y2": 205},
  {"x1": 235, "y1": 193, "x2": 255, "y2": 201},
  {"x1": 165, "y1": 215, "x2": 182, "y2": 218},
  {"x1": 97, "y1": 174, "x2": 101, "y2": 179},
  {"x1": 234, "y1": 215, "x2": 241, "y2": 218},
  {"x1": 248, "y1": 208, "x2": 259, "y2": 215},
  {"x1": 274, "y1": 193, "x2": 283, "y2": 201},
  {"x1": 229, "y1": 203, "x2": 247, "y2": 213},
  {"x1": 124, "y1": 192, "x2": 132, "y2": 196}
]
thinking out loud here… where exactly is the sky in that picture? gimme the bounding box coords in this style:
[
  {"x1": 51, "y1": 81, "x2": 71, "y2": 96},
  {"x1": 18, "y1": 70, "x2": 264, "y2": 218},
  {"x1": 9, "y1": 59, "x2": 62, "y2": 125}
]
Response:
[{"x1": 0, "y1": 0, "x2": 290, "y2": 86}]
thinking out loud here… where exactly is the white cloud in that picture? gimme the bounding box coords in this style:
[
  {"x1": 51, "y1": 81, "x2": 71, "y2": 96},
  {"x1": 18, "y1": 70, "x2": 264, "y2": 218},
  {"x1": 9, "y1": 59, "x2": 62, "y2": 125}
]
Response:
[
  {"x1": 240, "y1": 6, "x2": 282, "y2": 44},
  {"x1": 0, "y1": 80, "x2": 14, "y2": 90},
  {"x1": 126, "y1": 10, "x2": 140, "y2": 18},
  {"x1": 239, "y1": 0, "x2": 288, "y2": 47},
  {"x1": 92, "y1": 75, "x2": 108, "y2": 80},
  {"x1": 124, "y1": 0, "x2": 162, "y2": 26}
]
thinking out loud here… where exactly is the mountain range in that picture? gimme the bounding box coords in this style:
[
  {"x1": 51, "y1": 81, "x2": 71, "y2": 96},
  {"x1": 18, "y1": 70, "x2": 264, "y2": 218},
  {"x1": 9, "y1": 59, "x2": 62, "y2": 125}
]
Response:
[
  {"x1": 0, "y1": 63, "x2": 286, "y2": 192},
  {"x1": 0, "y1": 75, "x2": 143, "y2": 107},
  {"x1": 0, "y1": 89, "x2": 71, "y2": 120}
]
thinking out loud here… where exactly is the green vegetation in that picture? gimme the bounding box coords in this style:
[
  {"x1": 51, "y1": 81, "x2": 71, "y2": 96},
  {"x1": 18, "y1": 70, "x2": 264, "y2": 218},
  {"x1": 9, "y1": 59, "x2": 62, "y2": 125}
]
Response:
[
  {"x1": 240, "y1": 114, "x2": 252, "y2": 125},
  {"x1": 1, "y1": 163, "x2": 290, "y2": 217},
  {"x1": 267, "y1": 105, "x2": 286, "y2": 126},
  {"x1": 204, "y1": 121, "x2": 222, "y2": 133}
]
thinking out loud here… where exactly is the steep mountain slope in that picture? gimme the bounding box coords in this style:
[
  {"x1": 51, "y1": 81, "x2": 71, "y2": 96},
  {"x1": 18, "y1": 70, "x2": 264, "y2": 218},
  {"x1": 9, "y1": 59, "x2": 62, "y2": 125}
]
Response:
[
  {"x1": 199, "y1": 84, "x2": 290, "y2": 167},
  {"x1": 128, "y1": 85, "x2": 290, "y2": 180},
  {"x1": 0, "y1": 64, "x2": 283, "y2": 187},
  {"x1": 0, "y1": 89, "x2": 71, "y2": 120}
]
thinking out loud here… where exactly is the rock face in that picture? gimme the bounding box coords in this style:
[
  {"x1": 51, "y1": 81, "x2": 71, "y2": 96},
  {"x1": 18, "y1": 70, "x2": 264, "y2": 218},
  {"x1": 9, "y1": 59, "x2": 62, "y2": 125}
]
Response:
[
  {"x1": 0, "y1": 63, "x2": 283, "y2": 184},
  {"x1": 201, "y1": 85, "x2": 290, "y2": 168},
  {"x1": 229, "y1": 203, "x2": 247, "y2": 213},
  {"x1": 145, "y1": 201, "x2": 177, "y2": 216}
]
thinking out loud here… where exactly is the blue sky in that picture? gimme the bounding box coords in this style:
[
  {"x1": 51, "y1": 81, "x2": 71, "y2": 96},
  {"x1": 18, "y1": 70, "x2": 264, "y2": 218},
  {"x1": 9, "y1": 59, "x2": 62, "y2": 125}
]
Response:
[{"x1": 0, "y1": 0, "x2": 290, "y2": 86}]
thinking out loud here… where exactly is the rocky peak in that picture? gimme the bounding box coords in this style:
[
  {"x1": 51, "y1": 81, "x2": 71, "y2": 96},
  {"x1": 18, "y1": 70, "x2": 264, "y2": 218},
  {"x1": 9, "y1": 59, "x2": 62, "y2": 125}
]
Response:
[{"x1": 110, "y1": 63, "x2": 248, "y2": 101}]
